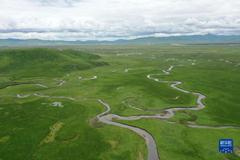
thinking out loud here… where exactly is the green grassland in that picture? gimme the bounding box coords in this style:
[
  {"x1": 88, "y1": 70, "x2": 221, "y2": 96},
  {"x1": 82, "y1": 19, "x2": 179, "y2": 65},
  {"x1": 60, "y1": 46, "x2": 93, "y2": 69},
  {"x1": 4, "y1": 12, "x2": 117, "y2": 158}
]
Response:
[{"x1": 0, "y1": 45, "x2": 239, "y2": 160}]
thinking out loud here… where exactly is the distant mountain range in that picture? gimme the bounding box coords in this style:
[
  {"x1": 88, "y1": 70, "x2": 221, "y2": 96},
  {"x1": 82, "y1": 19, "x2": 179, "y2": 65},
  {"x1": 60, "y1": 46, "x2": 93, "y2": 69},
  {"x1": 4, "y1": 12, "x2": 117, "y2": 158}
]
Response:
[{"x1": 0, "y1": 34, "x2": 240, "y2": 46}]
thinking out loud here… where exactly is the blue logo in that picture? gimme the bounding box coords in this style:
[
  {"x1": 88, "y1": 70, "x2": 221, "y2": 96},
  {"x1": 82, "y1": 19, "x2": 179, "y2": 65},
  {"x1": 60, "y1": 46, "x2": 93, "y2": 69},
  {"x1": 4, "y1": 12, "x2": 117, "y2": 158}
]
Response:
[{"x1": 219, "y1": 139, "x2": 233, "y2": 153}]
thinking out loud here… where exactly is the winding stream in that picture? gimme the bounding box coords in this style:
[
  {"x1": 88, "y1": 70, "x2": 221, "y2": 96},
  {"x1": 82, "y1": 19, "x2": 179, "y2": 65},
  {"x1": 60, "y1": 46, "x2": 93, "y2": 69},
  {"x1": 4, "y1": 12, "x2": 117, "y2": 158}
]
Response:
[
  {"x1": 97, "y1": 100, "x2": 159, "y2": 160},
  {"x1": 97, "y1": 65, "x2": 239, "y2": 160}
]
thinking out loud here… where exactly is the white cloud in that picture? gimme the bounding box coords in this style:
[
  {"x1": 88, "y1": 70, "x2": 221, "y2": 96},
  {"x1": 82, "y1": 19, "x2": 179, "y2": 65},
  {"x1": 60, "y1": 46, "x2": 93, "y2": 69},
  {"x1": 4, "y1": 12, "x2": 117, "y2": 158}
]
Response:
[{"x1": 0, "y1": 0, "x2": 240, "y2": 40}]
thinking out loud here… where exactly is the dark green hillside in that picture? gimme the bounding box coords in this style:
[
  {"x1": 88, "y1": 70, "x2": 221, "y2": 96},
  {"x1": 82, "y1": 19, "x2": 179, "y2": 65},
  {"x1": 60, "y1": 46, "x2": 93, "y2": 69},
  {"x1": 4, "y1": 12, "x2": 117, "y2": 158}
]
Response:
[{"x1": 0, "y1": 48, "x2": 106, "y2": 78}]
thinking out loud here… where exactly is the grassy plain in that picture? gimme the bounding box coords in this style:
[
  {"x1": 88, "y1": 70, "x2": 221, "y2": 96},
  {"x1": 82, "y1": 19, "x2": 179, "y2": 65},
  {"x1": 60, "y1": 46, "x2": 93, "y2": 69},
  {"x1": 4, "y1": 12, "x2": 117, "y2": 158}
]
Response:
[{"x1": 0, "y1": 45, "x2": 239, "y2": 160}]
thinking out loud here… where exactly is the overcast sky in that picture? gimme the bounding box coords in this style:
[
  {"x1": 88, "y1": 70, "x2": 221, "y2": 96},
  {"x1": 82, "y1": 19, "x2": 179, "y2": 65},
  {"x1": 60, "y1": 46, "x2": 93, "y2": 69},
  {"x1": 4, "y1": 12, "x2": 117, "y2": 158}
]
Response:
[{"x1": 0, "y1": 0, "x2": 240, "y2": 40}]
